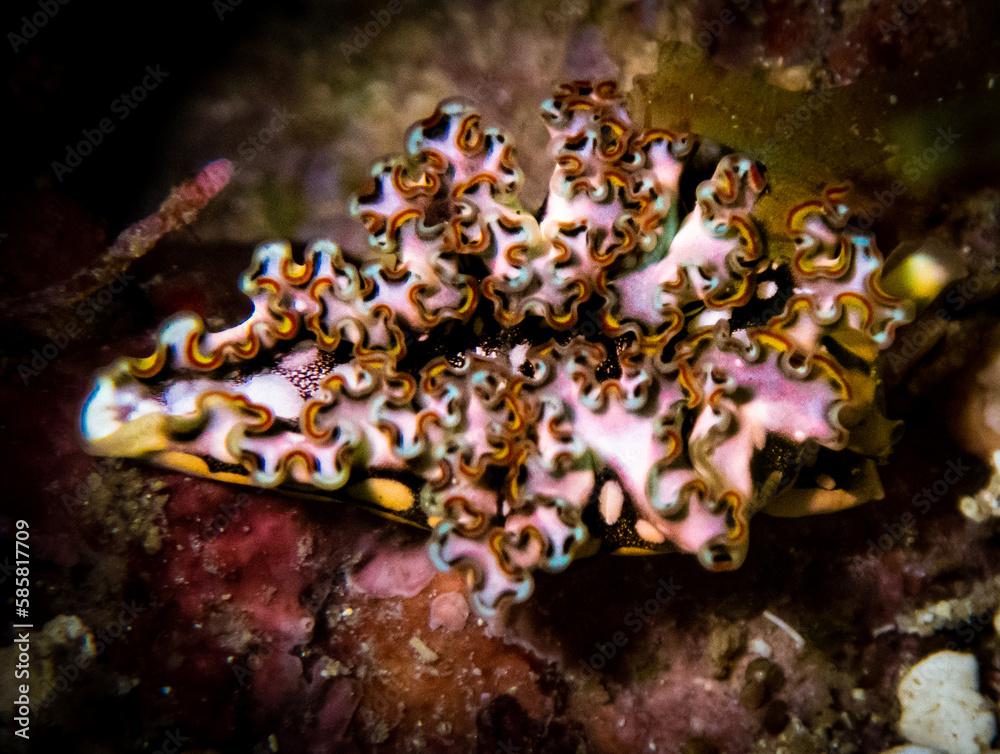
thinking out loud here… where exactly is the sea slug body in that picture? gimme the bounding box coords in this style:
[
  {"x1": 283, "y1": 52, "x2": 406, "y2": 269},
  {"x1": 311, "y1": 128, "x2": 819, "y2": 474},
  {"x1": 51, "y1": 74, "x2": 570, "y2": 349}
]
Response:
[{"x1": 82, "y1": 81, "x2": 922, "y2": 614}]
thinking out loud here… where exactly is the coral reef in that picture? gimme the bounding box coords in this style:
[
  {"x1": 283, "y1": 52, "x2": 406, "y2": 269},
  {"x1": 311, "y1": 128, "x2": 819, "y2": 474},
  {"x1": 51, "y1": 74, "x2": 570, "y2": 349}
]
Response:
[{"x1": 82, "y1": 82, "x2": 917, "y2": 613}]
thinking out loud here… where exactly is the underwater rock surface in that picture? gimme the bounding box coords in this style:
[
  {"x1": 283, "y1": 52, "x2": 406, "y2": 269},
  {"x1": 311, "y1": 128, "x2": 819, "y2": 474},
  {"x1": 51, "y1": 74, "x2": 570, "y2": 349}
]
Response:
[{"x1": 3, "y1": 1, "x2": 1000, "y2": 752}]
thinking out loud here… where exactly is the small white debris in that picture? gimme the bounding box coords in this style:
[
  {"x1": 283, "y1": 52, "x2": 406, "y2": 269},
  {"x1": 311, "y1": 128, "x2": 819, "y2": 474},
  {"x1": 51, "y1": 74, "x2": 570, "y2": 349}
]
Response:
[
  {"x1": 896, "y1": 650, "x2": 997, "y2": 754},
  {"x1": 756, "y1": 280, "x2": 779, "y2": 299},
  {"x1": 409, "y1": 635, "x2": 439, "y2": 664},
  {"x1": 599, "y1": 480, "x2": 624, "y2": 525},
  {"x1": 762, "y1": 610, "x2": 805, "y2": 651},
  {"x1": 319, "y1": 657, "x2": 345, "y2": 678},
  {"x1": 880, "y1": 747, "x2": 939, "y2": 754},
  {"x1": 749, "y1": 638, "x2": 773, "y2": 658}
]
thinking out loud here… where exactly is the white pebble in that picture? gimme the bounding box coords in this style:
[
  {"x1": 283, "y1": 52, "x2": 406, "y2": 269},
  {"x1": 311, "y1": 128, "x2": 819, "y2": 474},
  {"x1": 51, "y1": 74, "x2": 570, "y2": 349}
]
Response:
[
  {"x1": 896, "y1": 650, "x2": 997, "y2": 754},
  {"x1": 749, "y1": 638, "x2": 773, "y2": 658}
]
